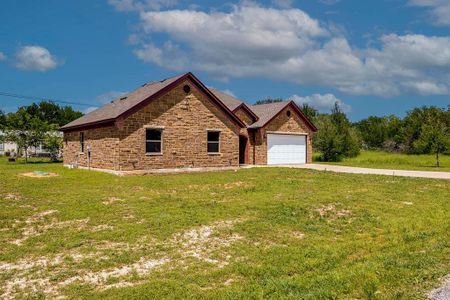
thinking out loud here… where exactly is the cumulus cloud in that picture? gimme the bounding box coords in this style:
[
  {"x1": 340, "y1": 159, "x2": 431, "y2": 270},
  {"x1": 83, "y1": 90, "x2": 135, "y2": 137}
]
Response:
[
  {"x1": 0, "y1": 52, "x2": 6, "y2": 61},
  {"x1": 15, "y1": 46, "x2": 61, "y2": 71},
  {"x1": 272, "y1": 0, "x2": 294, "y2": 8},
  {"x1": 409, "y1": 0, "x2": 450, "y2": 26},
  {"x1": 292, "y1": 93, "x2": 351, "y2": 113},
  {"x1": 96, "y1": 91, "x2": 128, "y2": 104},
  {"x1": 124, "y1": 3, "x2": 450, "y2": 97},
  {"x1": 108, "y1": 0, "x2": 178, "y2": 12}
]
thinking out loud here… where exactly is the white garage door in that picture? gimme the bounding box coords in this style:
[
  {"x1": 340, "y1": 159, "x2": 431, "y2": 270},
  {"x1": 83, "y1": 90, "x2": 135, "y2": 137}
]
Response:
[{"x1": 267, "y1": 134, "x2": 306, "y2": 165}]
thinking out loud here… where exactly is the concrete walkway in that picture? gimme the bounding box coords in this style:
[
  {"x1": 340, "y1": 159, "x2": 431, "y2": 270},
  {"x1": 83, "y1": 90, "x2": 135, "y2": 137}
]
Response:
[{"x1": 276, "y1": 164, "x2": 450, "y2": 180}]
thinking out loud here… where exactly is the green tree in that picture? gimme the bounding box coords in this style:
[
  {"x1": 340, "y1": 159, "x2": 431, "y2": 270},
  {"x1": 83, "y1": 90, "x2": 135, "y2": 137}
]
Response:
[
  {"x1": 298, "y1": 103, "x2": 318, "y2": 122},
  {"x1": 3, "y1": 108, "x2": 50, "y2": 162},
  {"x1": 314, "y1": 103, "x2": 361, "y2": 161},
  {"x1": 43, "y1": 129, "x2": 63, "y2": 161},
  {"x1": 413, "y1": 118, "x2": 450, "y2": 167},
  {"x1": 254, "y1": 98, "x2": 283, "y2": 105},
  {"x1": 23, "y1": 101, "x2": 82, "y2": 126}
]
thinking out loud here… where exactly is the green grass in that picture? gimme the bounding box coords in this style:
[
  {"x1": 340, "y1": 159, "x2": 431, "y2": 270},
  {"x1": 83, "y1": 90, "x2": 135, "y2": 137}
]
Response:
[
  {"x1": 314, "y1": 150, "x2": 450, "y2": 172},
  {"x1": 0, "y1": 158, "x2": 449, "y2": 299}
]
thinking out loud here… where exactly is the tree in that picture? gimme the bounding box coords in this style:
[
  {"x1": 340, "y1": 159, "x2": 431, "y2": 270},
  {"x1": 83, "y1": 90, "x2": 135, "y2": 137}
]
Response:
[
  {"x1": 254, "y1": 98, "x2": 283, "y2": 105},
  {"x1": 0, "y1": 110, "x2": 6, "y2": 127},
  {"x1": 3, "y1": 108, "x2": 50, "y2": 162},
  {"x1": 23, "y1": 101, "x2": 82, "y2": 126},
  {"x1": 413, "y1": 118, "x2": 450, "y2": 167},
  {"x1": 43, "y1": 133, "x2": 63, "y2": 161},
  {"x1": 314, "y1": 102, "x2": 361, "y2": 161},
  {"x1": 298, "y1": 103, "x2": 318, "y2": 122},
  {"x1": 355, "y1": 115, "x2": 402, "y2": 150}
]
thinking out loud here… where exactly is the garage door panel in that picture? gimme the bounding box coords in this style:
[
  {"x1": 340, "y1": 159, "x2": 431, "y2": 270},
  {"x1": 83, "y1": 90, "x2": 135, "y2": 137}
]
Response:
[{"x1": 267, "y1": 134, "x2": 306, "y2": 165}]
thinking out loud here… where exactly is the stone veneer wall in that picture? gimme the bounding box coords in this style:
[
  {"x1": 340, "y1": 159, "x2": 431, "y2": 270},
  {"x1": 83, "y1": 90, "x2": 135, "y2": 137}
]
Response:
[
  {"x1": 250, "y1": 104, "x2": 314, "y2": 165},
  {"x1": 116, "y1": 79, "x2": 240, "y2": 171},
  {"x1": 63, "y1": 126, "x2": 120, "y2": 170},
  {"x1": 234, "y1": 107, "x2": 254, "y2": 126}
]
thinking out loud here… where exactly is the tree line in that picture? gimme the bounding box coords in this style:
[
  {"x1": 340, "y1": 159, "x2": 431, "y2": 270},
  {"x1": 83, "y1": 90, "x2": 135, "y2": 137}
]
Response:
[
  {"x1": 0, "y1": 102, "x2": 82, "y2": 161},
  {"x1": 256, "y1": 98, "x2": 450, "y2": 167}
]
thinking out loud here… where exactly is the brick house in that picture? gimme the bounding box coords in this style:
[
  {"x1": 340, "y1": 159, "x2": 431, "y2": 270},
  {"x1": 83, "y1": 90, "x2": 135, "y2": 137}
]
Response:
[{"x1": 61, "y1": 72, "x2": 317, "y2": 172}]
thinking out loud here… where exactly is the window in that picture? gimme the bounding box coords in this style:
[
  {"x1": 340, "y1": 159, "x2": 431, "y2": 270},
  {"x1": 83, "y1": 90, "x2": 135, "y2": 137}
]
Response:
[
  {"x1": 80, "y1": 132, "x2": 85, "y2": 153},
  {"x1": 0, "y1": 143, "x2": 4, "y2": 151},
  {"x1": 146, "y1": 129, "x2": 162, "y2": 153},
  {"x1": 207, "y1": 131, "x2": 220, "y2": 153}
]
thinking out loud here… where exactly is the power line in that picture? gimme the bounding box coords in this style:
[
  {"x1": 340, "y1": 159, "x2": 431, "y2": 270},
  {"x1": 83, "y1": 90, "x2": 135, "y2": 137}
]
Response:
[{"x1": 0, "y1": 91, "x2": 96, "y2": 107}]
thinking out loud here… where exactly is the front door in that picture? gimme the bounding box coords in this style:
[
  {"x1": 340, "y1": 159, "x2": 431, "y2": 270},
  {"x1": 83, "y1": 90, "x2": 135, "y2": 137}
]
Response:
[{"x1": 239, "y1": 136, "x2": 248, "y2": 164}]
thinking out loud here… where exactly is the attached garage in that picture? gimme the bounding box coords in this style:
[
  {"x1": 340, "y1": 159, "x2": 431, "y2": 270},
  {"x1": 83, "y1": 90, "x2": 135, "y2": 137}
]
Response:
[{"x1": 267, "y1": 133, "x2": 307, "y2": 165}]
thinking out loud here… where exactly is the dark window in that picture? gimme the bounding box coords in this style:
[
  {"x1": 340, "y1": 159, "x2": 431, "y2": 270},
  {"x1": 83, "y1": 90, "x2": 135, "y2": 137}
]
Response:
[
  {"x1": 286, "y1": 110, "x2": 291, "y2": 117},
  {"x1": 207, "y1": 131, "x2": 220, "y2": 153},
  {"x1": 146, "y1": 129, "x2": 162, "y2": 153},
  {"x1": 183, "y1": 85, "x2": 191, "y2": 94},
  {"x1": 80, "y1": 132, "x2": 85, "y2": 153}
]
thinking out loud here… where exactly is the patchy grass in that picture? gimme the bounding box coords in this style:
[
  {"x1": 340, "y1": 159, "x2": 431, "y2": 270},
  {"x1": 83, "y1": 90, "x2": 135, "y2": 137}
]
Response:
[
  {"x1": 314, "y1": 150, "x2": 450, "y2": 172},
  {"x1": 0, "y1": 158, "x2": 449, "y2": 299}
]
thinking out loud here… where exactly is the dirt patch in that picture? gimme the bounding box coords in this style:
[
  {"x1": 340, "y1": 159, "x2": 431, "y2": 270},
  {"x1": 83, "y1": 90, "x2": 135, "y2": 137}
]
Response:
[
  {"x1": 102, "y1": 197, "x2": 124, "y2": 205},
  {"x1": 91, "y1": 224, "x2": 114, "y2": 232},
  {"x1": 4, "y1": 193, "x2": 21, "y2": 200},
  {"x1": 314, "y1": 203, "x2": 352, "y2": 221},
  {"x1": 223, "y1": 181, "x2": 252, "y2": 189},
  {"x1": 170, "y1": 219, "x2": 244, "y2": 267},
  {"x1": 429, "y1": 275, "x2": 450, "y2": 300},
  {"x1": 20, "y1": 172, "x2": 58, "y2": 178},
  {"x1": 401, "y1": 201, "x2": 414, "y2": 205},
  {"x1": 0, "y1": 218, "x2": 245, "y2": 298},
  {"x1": 9, "y1": 210, "x2": 90, "y2": 246},
  {"x1": 291, "y1": 231, "x2": 305, "y2": 239}
]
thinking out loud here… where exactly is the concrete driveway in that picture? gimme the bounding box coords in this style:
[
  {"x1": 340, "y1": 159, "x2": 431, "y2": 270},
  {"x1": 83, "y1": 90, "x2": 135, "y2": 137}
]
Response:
[{"x1": 275, "y1": 164, "x2": 450, "y2": 180}]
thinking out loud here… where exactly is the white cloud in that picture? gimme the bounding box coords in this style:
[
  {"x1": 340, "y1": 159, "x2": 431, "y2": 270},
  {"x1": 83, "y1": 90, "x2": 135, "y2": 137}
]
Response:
[
  {"x1": 272, "y1": 0, "x2": 294, "y2": 8},
  {"x1": 15, "y1": 46, "x2": 61, "y2": 72},
  {"x1": 409, "y1": 0, "x2": 450, "y2": 26},
  {"x1": 108, "y1": 0, "x2": 178, "y2": 12},
  {"x1": 127, "y1": 3, "x2": 450, "y2": 97},
  {"x1": 96, "y1": 91, "x2": 128, "y2": 104},
  {"x1": 291, "y1": 93, "x2": 351, "y2": 113},
  {"x1": 0, "y1": 52, "x2": 6, "y2": 61}
]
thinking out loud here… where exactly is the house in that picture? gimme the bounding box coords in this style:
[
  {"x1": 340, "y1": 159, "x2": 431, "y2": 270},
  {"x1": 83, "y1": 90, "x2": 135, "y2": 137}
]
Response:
[
  {"x1": 0, "y1": 131, "x2": 61, "y2": 157},
  {"x1": 60, "y1": 72, "x2": 317, "y2": 172}
]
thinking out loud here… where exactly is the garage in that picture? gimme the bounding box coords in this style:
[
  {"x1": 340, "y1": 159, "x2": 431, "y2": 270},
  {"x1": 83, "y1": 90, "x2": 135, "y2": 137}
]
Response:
[{"x1": 267, "y1": 133, "x2": 306, "y2": 165}]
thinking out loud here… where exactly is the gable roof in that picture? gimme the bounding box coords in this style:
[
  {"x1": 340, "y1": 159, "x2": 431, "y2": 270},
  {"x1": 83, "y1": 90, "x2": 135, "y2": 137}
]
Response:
[
  {"x1": 210, "y1": 89, "x2": 242, "y2": 111},
  {"x1": 210, "y1": 89, "x2": 259, "y2": 122},
  {"x1": 248, "y1": 101, "x2": 317, "y2": 131},
  {"x1": 61, "y1": 72, "x2": 245, "y2": 131}
]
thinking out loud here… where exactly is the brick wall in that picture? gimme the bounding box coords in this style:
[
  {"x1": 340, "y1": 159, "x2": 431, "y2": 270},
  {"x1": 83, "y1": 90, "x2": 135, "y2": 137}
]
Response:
[
  {"x1": 116, "y1": 79, "x2": 240, "y2": 171},
  {"x1": 250, "y1": 104, "x2": 314, "y2": 164},
  {"x1": 63, "y1": 126, "x2": 120, "y2": 170},
  {"x1": 234, "y1": 107, "x2": 254, "y2": 126}
]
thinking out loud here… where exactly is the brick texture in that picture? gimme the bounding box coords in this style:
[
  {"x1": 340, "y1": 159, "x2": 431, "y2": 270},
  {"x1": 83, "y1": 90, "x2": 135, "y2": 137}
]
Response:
[{"x1": 63, "y1": 79, "x2": 240, "y2": 170}]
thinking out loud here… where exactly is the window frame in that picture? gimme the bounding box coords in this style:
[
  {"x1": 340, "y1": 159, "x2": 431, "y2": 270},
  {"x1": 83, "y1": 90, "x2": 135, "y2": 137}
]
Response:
[
  {"x1": 145, "y1": 128, "x2": 163, "y2": 155},
  {"x1": 207, "y1": 130, "x2": 221, "y2": 154},
  {"x1": 80, "y1": 132, "x2": 85, "y2": 153}
]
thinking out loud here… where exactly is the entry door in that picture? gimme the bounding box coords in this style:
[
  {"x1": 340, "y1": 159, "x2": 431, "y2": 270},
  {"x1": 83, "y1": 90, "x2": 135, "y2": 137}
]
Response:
[{"x1": 267, "y1": 134, "x2": 306, "y2": 165}]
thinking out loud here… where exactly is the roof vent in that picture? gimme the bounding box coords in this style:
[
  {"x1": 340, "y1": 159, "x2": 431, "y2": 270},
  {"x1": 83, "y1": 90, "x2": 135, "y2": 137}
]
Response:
[
  {"x1": 120, "y1": 96, "x2": 127, "y2": 100},
  {"x1": 141, "y1": 83, "x2": 147, "y2": 87}
]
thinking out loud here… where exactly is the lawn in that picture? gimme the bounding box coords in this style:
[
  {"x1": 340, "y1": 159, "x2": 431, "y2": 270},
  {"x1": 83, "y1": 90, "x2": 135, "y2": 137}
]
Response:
[
  {"x1": 314, "y1": 150, "x2": 450, "y2": 172},
  {"x1": 0, "y1": 159, "x2": 449, "y2": 299}
]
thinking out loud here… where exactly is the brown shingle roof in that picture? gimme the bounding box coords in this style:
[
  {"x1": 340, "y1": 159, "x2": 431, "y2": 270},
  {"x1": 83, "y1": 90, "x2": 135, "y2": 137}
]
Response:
[
  {"x1": 248, "y1": 101, "x2": 317, "y2": 131},
  {"x1": 248, "y1": 101, "x2": 291, "y2": 128},
  {"x1": 209, "y1": 89, "x2": 243, "y2": 111},
  {"x1": 61, "y1": 73, "x2": 186, "y2": 130},
  {"x1": 60, "y1": 73, "x2": 245, "y2": 131}
]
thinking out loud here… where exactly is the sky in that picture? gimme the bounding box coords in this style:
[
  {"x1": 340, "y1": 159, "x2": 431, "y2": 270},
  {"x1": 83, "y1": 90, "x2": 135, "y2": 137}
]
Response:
[{"x1": 0, "y1": 0, "x2": 449, "y2": 121}]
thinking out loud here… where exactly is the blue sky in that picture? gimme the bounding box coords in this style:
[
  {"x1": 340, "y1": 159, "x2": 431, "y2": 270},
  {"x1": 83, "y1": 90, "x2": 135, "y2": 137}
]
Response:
[{"x1": 0, "y1": 0, "x2": 449, "y2": 121}]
